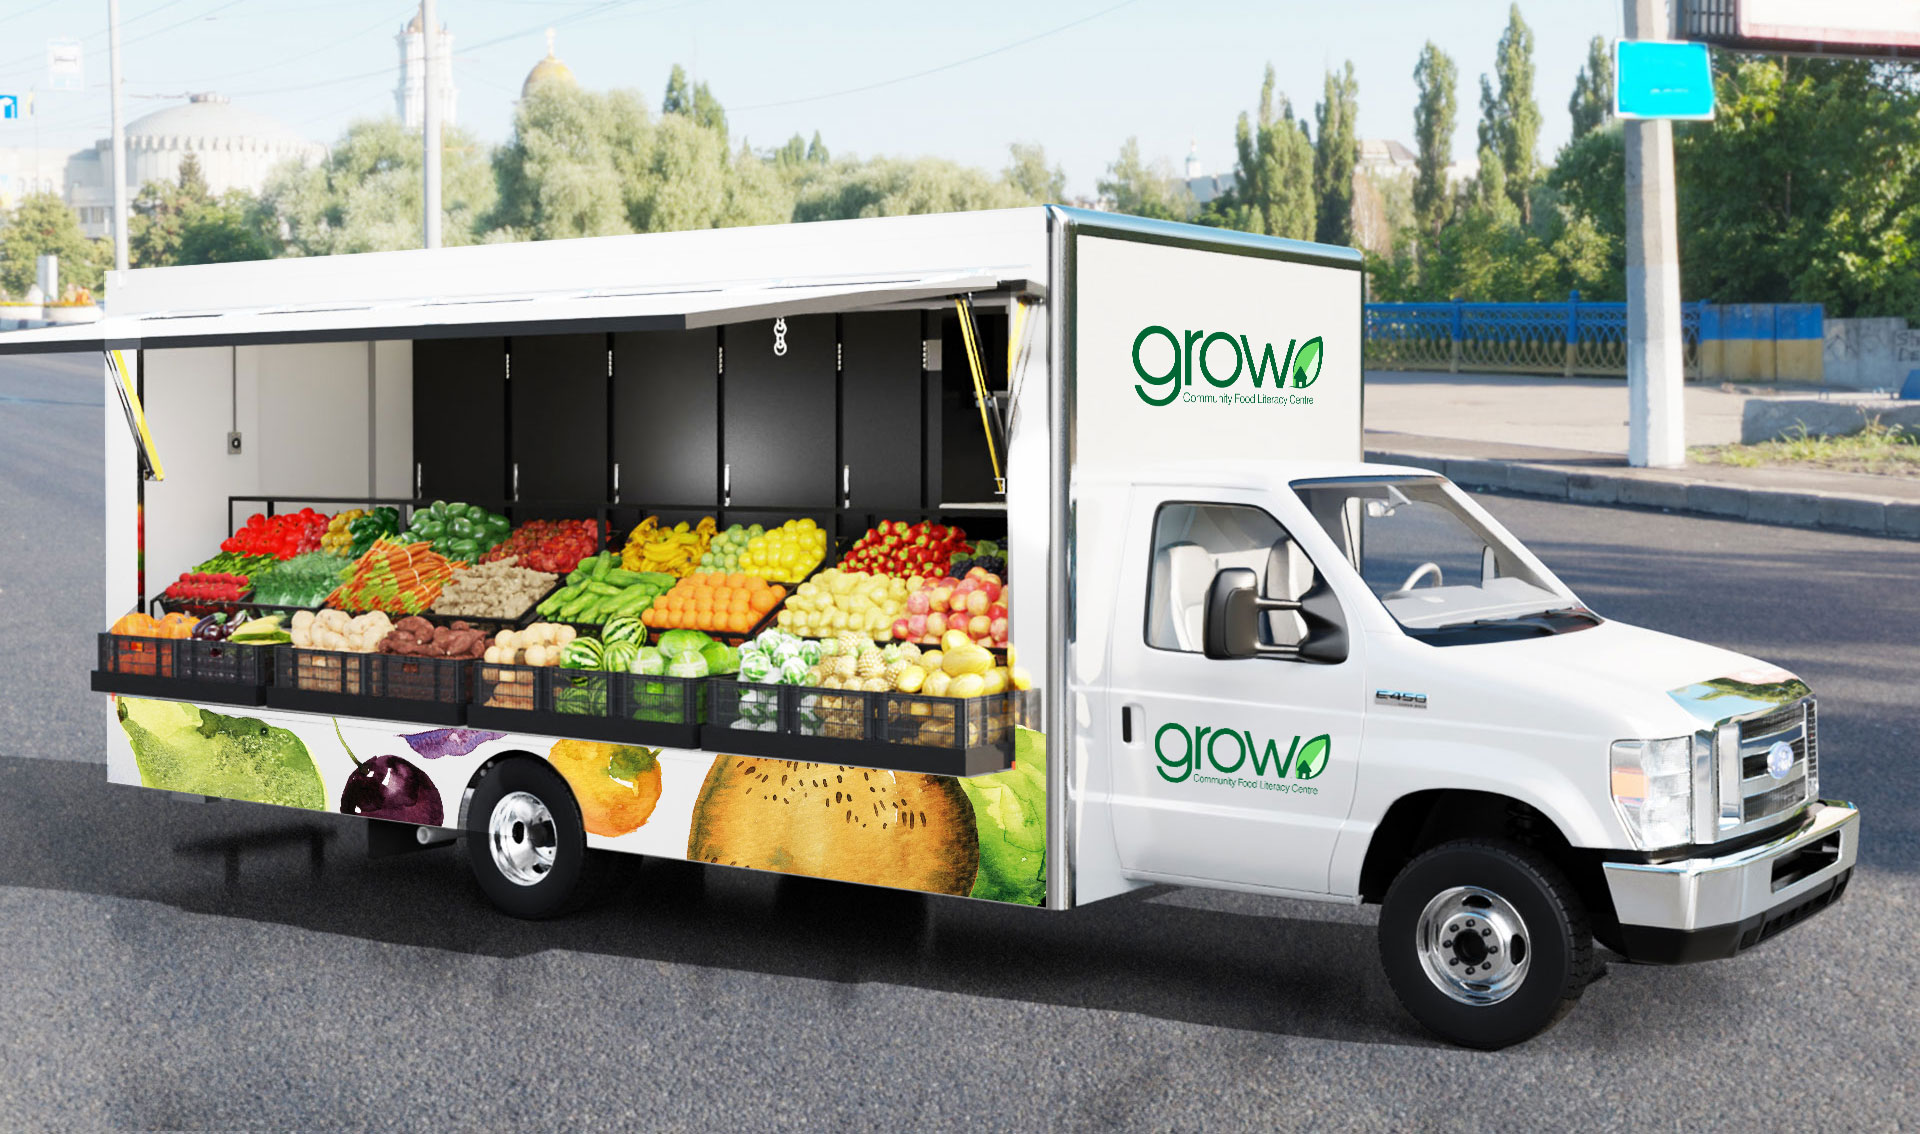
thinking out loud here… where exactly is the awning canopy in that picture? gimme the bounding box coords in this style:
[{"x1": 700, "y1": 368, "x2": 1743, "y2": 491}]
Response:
[{"x1": 0, "y1": 269, "x2": 1036, "y2": 355}]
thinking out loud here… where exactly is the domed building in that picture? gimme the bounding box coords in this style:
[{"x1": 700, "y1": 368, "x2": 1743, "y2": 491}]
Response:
[
  {"x1": 56, "y1": 93, "x2": 326, "y2": 239},
  {"x1": 522, "y1": 29, "x2": 578, "y2": 96},
  {"x1": 396, "y1": 11, "x2": 457, "y2": 130}
]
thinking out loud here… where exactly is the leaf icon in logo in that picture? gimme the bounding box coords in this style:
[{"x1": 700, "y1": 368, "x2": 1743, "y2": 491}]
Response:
[
  {"x1": 1294, "y1": 734, "x2": 1330, "y2": 780},
  {"x1": 1290, "y1": 337, "x2": 1324, "y2": 389}
]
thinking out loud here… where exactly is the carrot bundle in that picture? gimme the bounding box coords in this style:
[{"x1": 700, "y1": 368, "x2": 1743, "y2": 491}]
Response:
[{"x1": 325, "y1": 537, "x2": 462, "y2": 614}]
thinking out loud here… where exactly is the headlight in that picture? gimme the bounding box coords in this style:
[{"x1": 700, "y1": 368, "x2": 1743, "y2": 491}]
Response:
[{"x1": 1611, "y1": 737, "x2": 1693, "y2": 850}]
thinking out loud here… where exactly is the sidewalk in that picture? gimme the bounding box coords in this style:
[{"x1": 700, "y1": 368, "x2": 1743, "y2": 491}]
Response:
[{"x1": 1364, "y1": 371, "x2": 1920, "y2": 539}]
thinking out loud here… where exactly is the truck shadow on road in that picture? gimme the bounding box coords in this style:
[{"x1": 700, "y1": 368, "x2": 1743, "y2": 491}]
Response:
[{"x1": 0, "y1": 758, "x2": 1456, "y2": 1048}]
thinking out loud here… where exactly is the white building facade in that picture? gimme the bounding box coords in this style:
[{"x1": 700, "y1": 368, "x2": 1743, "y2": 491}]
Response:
[{"x1": 396, "y1": 13, "x2": 457, "y2": 130}]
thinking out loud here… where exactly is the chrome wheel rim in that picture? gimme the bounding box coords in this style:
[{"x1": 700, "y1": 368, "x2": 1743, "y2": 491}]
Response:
[
  {"x1": 488, "y1": 790, "x2": 557, "y2": 887},
  {"x1": 1415, "y1": 885, "x2": 1532, "y2": 1005}
]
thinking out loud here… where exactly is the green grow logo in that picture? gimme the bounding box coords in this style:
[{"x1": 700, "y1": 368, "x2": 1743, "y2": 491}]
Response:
[
  {"x1": 1153, "y1": 722, "x2": 1331, "y2": 790},
  {"x1": 1132, "y1": 325, "x2": 1325, "y2": 408}
]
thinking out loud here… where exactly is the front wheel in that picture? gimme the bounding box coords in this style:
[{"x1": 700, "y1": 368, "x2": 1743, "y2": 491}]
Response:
[
  {"x1": 1378, "y1": 839, "x2": 1594, "y2": 1049},
  {"x1": 464, "y1": 758, "x2": 609, "y2": 919}
]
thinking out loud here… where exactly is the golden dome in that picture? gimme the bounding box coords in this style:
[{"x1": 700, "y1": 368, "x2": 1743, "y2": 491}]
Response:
[{"x1": 522, "y1": 28, "x2": 576, "y2": 96}]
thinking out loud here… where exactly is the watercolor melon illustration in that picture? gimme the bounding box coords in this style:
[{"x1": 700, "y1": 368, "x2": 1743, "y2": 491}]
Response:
[
  {"x1": 548, "y1": 739, "x2": 663, "y2": 836},
  {"x1": 687, "y1": 729, "x2": 1048, "y2": 903},
  {"x1": 116, "y1": 698, "x2": 325, "y2": 810}
]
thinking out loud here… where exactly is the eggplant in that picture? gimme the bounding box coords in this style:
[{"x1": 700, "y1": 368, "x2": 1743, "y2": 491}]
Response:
[{"x1": 192, "y1": 613, "x2": 232, "y2": 641}]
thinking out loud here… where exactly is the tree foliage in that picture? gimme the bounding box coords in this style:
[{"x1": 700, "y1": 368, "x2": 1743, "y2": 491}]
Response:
[
  {"x1": 1477, "y1": 4, "x2": 1542, "y2": 223},
  {"x1": 130, "y1": 152, "x2": 274, "y2": 268},
  {"x1": 1569, "y1": 35, "x2": 1614, "y2": 140},
  {"x1": 1412, "y1": 42, "x2": 1458, "y2": 236},
  {"x1": 1097, "y1": 137, "x2": 1189, "y2": 221},
  {"x1": 1005, "y1": 142, "x2": 1067, "y2": 204},
  {"x1": 262, "y1": 118, "x2": 496, "y2": 254},
  {"x1": 1313, "y1": 62, "x2": 1360, "y2": 247},
  {"x1": 1204, "y1": 64, "x2": 1314, "y2": 239},
  {"x1": 0, "y1": 192, "x2": 106, "y2": 295}
]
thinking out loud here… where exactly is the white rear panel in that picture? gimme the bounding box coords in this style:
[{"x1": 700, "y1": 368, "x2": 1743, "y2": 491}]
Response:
[{"x1": 1071, "y1": 235, "x2": 1362, "y2": 472}]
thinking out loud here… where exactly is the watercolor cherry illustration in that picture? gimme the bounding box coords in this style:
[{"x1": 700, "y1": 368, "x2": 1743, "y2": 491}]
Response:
[{"x1": 334, "y1": 719, "x2": 445, "y2": 825}]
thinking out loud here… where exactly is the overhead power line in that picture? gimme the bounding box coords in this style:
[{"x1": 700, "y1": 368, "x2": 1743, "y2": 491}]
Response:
[{"x1": 731, "y1": 0, "x2": 1143, "y2": 112}]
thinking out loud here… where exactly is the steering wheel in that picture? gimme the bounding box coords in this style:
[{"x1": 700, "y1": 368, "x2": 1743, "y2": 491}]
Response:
[{"x1": 1399, "y1": 562, "x2": 1444, "y2": 592}]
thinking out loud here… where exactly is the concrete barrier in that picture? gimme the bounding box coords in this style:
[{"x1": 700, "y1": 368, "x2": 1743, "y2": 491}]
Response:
[
  {"x1": 1742, "y1": 395, "x2": 1920, "y2": 443},
  {"x1": 1822, "y1": 317, "x2": 1920, "y2": 391},
  {"x1": 1699, "y1": 303, "x2": 1824, "y2": 383}
]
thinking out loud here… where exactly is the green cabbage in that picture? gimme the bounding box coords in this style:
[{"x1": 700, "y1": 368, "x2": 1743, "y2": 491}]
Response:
[
  {"x1": 629, "y1": 646, "x2": 665, "y2": 675},
  {"x1": 666, "y1": 649, "x2": 710, "y2": 679},
  {"x1": 655, "y1": 629, "x2": 714, "y2": 656},
  {"x1": 700, "y1": 641, "x2": 740, "y2": 675}
]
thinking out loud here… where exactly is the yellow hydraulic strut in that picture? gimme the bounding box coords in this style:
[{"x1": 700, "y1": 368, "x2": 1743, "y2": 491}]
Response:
[
  {"x1": 953, "y1": 296, "x2": 1003, "y2": 493},
  {"x1": 107, "y1": 348, "x2": 164, "y2": 481}
]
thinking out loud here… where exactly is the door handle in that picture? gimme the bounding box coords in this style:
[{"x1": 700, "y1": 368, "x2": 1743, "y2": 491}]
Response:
[{"x1": 1122, "y1": 705, "x2": 1133, "y2": 744}]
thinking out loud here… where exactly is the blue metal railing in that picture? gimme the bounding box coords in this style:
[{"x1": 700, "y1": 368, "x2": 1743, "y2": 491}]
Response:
[{"x1": 1365, "y1": 293, "x2": 1709, "y2": 377}]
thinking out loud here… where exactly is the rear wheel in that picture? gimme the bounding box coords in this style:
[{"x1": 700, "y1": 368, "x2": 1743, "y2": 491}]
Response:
[
  {"x1": 1378, "y1": 839, "x2": 1593, "y2": 1049},
  {"x1": 464, "y1": 758, "x2": 609, "y2": 919}
]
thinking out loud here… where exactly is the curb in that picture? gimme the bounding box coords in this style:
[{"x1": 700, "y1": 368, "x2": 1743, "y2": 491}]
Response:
[{"x1": 1366, "y1": 449, "x2": 1920, "y2": 541}]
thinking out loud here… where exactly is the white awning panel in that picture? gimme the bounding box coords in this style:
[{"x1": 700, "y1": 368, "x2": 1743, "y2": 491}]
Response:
[{"x1": 0, "y1": 270, "x2": 1023, "y2": 354}]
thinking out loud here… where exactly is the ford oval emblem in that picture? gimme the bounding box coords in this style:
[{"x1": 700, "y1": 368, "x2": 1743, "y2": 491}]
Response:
[{"x1": 1767, "y1": 741, "x2": 1795, "y2": 780}]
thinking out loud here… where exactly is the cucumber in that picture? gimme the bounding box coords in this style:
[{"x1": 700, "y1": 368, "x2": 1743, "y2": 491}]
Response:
[
  {"x1": 590, "y1": 554, "x2": 612, "y2": 582},
  {"x1": 604, "y1": 568, "x2": 643, "y2": 585},
  {"x1": 584, "y1": 581, "x2": 620, "y2": 597}
]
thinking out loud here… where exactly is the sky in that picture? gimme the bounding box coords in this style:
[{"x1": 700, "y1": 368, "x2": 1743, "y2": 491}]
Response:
[{"x1": 0, "y1": 0, "x2": 1624, "y2": 196}]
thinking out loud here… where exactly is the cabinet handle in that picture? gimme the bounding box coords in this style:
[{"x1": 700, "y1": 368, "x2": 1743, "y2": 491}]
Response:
[
  {"x1": 414, "y1": 462, "x2": 422, "y2": 496},
  {"x1": 612, "y1": 462, "x2": 621, "y2": 502},
  {"x1": 512, "y1": 463, "x2": 520, "y2": 502},
  {"x1": 723, "y1": 463, "x2": 731, "y2": 507},
  {"x1": 842, "y1": 464, "x2": 851, "y2": 508}
]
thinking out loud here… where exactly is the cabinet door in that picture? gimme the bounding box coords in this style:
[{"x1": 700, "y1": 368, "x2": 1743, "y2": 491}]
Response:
[
  {"x1": 412, "y1": 337, "x2": 506, "y2": 503},
  {"x1": 839, "y1": 311, "x2": 923, "y2": 512},
  {"x1": 509, "y1": 333, "x2": 609, "y2": 503},
  {"x1": 722, "y1": 315, "x2": 836, "y2": 509},
  {"x1": 612, "y1": 329, "x2": 717, "y2": 509}
]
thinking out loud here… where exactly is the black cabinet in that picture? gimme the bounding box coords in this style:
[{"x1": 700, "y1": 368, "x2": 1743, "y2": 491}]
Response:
[
  {"x1": 612, "y1": 329, "x2": 717, "y2": 508},
  {"x1": 508, "y1": 334, "x2": 608, "y2": 504},
  {"x1": 412, "y1": 337, "x2": 506, "y2": 503},
  {"x1": 839, "y1": 311, "x2": 924, "y2": 512},
  {"x1": 722, "y1": 315, "x2": 836, "y2": 509}
]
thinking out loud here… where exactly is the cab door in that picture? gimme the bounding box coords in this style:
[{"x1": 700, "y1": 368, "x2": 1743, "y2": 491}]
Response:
[{"x1": 1104, "y1": 490, "x2": 1365, "y2": 893}]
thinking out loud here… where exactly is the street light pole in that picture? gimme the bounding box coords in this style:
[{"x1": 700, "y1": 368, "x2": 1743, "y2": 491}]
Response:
[
  {"x1": 421, "y1": 0, "x2": 442, "y2": 250},
  {"x1": 1624, "y1": 0, "x2": 1684, "y2": 467},
  {"x1": 107, "y1": 0, "x2": 129, "y2": 272}
]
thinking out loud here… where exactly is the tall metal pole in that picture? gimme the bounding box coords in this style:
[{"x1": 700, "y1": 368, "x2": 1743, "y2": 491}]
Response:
[
  {"x1": 1624, "y1": 0, "x2": 1684, "y2": 467},
  {"x1": 421, "y1": 0, "x2": 442, "y2": 249},
  {"x1": 108, "y1": 0, "x2": 129, "y2": 271}
]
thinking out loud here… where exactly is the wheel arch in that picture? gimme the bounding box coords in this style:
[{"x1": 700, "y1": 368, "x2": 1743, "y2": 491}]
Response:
[{"x1": 457, "y1": 748, "x2": 560, "y2": 832}]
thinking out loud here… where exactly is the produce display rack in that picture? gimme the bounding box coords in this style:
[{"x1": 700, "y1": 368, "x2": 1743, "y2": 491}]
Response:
[
  {"x1": 267, "y1": 647, "x2": 471, "y2": 725},
  {"x1": 702, "y1": 681, "x2": 1034, "y2": 777},
  {"x1": 468, "y1": 665, "x2": 704, "y2": 748},
  {"x1": 91, "y1": 632, "x2": 272, "y2": 707}
]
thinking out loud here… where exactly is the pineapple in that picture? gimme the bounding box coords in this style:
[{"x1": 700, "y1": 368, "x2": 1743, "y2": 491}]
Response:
[
  {"x1": 862, "y1": 675, "x2": 890, "y2": 693},
  {"x1": 831, "y1": 654, "x2": 858, "y2": 680},
  {"x1": 856, "y1": 649, "x2": 885, "y2": 679},
  {"x1": 897, "y1": 642, "x2": 922, "y2": 662},
  {"x1": 880, "y1": 643, "x2": 902, "y2": 664},
  {"x1": 885, "y1": 658, "x2": 909, "y2": 687},
  {"x1": 836, "y1": 630, "x2": 865, "y2": 656}
]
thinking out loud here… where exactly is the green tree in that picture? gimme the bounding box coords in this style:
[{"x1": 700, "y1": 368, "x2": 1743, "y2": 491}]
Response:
[
  {"x1": 1206, "y1": 64, "x2": 1314, "y2": 239},
  {"x1": 489, "y1": 84, "x2": 647, "y2": 241},
  {"x1": 1569, "y1": 35, "x2": 1614, "y2": 140},
  {"x1": 1547, "y1": 122, "x2": 1625, "y2": 295},
  {"x1": 1412, "y1": 42, "x2": 1458, "y2": 236},
  {"x1": 1096, "y1": 137, "x2": 1189, "y2": 221},
  {"x1": 1477, "y1": 4, "x2": 1542, "y2": 223},
  {"x1": 1004, "y1": 142, "x2": 1066, "y2": 204},
  {"x1": 264, "y1": 118, "x2": 496, "y2": 254},
  {"x1": 805, "y1": 130, "x2": 829, "y2": 164},
  {"x1": 129, "y1": 153, "x2": 212, "y2": 268},
  {"x1": 661, "y1": 63, "x2": 727, "y2": 144},
  {"x1": 177, "y1": 191, "x2": 276, "y2": 265},
  {"x1": 1313, "y1": 61, "x2": 1360, "y2": 246},
  {"x1": 794, "y1": 155, "x2": 1028, "y2": 222},
  {"x1": 0, "y1": 192, "x2": 105, "y2": 295}
]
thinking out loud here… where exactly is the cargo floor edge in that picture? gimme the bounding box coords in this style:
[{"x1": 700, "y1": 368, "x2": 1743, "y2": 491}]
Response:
[
  {"x1": 91, "y1": 670, "x2": 269, "y2": 707},
  {"x1": 694, "y1": 724, "x2": 1014, "y2": 777}
]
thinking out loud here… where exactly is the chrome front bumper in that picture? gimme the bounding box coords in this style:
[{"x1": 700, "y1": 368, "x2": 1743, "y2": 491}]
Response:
[{"x1": 1602, "y1": 800, "x2": 1859, "y2": 963}]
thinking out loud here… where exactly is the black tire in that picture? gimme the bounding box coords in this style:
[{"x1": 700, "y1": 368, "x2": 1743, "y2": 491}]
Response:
[
  {"x1": 1378, "y1": 838, "x2": 1594, "y2": 1049},
  {"x1": 464, "y1": 757, "x2": 612, "y2": 919}
]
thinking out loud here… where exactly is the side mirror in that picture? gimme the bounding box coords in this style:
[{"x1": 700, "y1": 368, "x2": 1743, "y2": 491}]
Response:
[{"x1": 1203, "y1": 568, "x2": 1348, "y2": 664}]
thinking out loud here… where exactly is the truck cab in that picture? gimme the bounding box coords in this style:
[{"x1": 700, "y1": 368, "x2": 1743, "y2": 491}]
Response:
[{"x1": 1071, "y1": 460, "x2": 1859, "y2": 1048}]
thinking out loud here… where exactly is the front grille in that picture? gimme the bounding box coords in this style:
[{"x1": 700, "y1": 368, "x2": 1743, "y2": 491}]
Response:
[
  {"x1": 1731, "y1": 698, "x2": 1813, "y2": 831},
  {"x1": 1805, "y1": 699, "x2": 1819, "y2": 789}
]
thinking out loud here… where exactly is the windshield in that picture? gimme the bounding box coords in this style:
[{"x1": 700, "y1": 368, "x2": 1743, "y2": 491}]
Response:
[{"x1": 1292, "y1": 477, "x2": 1581, "y2": 632}]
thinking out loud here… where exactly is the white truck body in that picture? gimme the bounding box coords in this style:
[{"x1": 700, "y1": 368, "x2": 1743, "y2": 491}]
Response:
[{"x1": 4, "y1": 206, "x2": 1856, "y2": 1047}]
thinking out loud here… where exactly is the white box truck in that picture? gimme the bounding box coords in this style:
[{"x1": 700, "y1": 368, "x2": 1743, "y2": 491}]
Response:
[{"x1": 4, "y1": 207, "x2": 1857, "y2": 1048}]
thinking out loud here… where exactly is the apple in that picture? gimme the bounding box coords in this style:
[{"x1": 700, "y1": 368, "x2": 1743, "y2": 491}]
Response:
[
  {"x1": 988, "y1": 601, "x2": 1007, "y2": 620},
  {"x1": 968, "y1": 614, "x2": 991, "y2": 638},
  {"x1": 927, "y1": 612, "x2": 948, "y2": 637},
  {"x1": 981, "y1": 581, "x2": 1003, "y2": 602},
  {"x1": 990, "y1": 616, "x2": 1008, "y2": 641},
  {"x1": 930, "y1": 586, "x2": 952, "y2": 611},
  {"x1": 966, "y1": 566, "x2": 989, "y2": 582},
  {"x1": 906, "y1": 591, "x2": 930, "y2": 615},
  {"x1": 966, "y1": 590, "x2": 989, "y2": 617},
  {"x1": 892, "y1": 617, "x2": 911, "y2": 640},
  {"x1": 906, "y1": 613, "x2": 927, "y2": 638},
  {"x1": 949, "y1": 592, "x2": 970, "y2": 615}
]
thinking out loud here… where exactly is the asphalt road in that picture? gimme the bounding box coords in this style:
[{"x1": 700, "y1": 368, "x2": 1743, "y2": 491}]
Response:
[{"x1": 2, "y1": 351, "x2": 1917, "y2": 1130}]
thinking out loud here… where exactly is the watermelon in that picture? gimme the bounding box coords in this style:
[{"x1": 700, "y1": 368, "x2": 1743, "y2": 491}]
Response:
[
  {"x1": 602, "y1": 616, "x2": 645, "y2": 648},
  {"x1": 561, "y1": 637, "x2": 605, "y2": 670},
  {"x1": 601, "y1": 639, "x2": 640, "y2": 673}
]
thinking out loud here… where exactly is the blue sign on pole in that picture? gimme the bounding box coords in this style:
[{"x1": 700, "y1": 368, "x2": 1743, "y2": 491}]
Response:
[
  {"x1": 1615, "y1": 40, "x2": 1715, "y2": 120},
  {"x1": 0, "y1": 95, "x2": 17, "y2": 120}
]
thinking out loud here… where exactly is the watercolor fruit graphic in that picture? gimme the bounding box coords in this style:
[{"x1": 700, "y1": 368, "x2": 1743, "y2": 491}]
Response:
[
  {"x1": 687, "y1": 758, "x2": 979, "y2": 895},
  {"x1": 956, "y1": 727, "x2": 1047, "y2": 905},
  {"x1": 547, "y1": 739, "x2": 662, "y2": 837},
  {"x1": 116, "y1": 698, "x2": 325, "y2": 810},
  {"x1": 335, "y1": 720, "x2": 445, "y2": 824}
]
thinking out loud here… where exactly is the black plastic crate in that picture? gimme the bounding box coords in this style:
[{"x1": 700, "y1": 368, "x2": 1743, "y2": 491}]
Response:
[
  {"x1": 466, "y1": 664, "x2": 705, "y2": 747},
  {"x1": 90, "y1": 632, "x2": 271, "y2": 706},
  {"x1": 699, "y1": 680, "x2": 1025, "y2": 777},
  {"x1": 266, "y1": 646, "x2": 470, "y2": 725}
]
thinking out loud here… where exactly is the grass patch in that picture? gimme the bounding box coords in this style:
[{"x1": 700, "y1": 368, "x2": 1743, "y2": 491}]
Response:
[{"x1": 1692, "y1": 418, "x2": 1920, "y2": 476}]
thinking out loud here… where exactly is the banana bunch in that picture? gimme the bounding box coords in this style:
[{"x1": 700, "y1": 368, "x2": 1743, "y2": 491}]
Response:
[{"x1": 621, "y1": 515, "x2": 717, "y2": 577}]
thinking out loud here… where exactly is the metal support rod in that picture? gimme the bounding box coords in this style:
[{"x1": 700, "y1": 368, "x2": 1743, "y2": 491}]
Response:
[
  {"x1": 1624, "y1": 0, "x2": 1685, "y2": 468},
  {"x1": 421, "y1": 0, "x2": 442, "y2": 249},
  {"x1": 107, "y1": 0, "x2": 129, "y2": 272}
]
